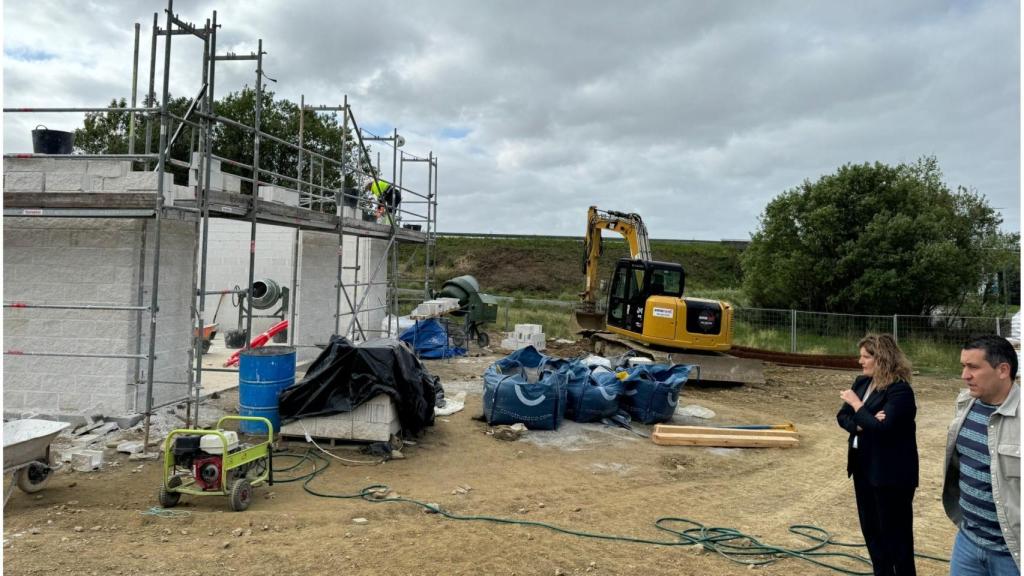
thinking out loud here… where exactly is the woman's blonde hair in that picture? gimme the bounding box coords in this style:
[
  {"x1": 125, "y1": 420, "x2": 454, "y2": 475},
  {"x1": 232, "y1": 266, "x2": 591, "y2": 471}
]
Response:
[{"x1": 858, "y1": 333, "x2": 912, "y2": 389}]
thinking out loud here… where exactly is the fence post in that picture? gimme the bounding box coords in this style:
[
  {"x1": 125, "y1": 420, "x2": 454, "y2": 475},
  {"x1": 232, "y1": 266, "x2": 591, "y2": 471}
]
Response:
[
  {"x1": 996, "y1": 317, "x2": 1001, "y2": 336},
  {"x1": 790, "y1": 309, "x2": 797, "y2": 353},
  {"x1": 893, "y1": 315, "x2": 898, "y2": 343}
]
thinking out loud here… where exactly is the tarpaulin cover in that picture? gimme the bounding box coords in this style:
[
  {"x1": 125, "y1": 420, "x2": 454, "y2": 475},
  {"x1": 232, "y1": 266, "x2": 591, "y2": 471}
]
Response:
[
  {"x1": 482, "y1": 346, "x2": 567, "y2": 430},
  {"x1": 399, "y1": 319, "x2": 466, "y2": 359},
  {"x1": 616, "y1": 364, "x2": 692, "y2": 425},
  {"x1": 278, "y1": 336, "x2": 441, "y2": 436}
]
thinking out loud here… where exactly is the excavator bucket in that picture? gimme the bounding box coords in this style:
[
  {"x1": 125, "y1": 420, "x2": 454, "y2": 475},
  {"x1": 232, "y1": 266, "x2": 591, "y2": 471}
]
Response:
[{"x1": 573, "y1": 309, "x2": 607, "y2": 331}]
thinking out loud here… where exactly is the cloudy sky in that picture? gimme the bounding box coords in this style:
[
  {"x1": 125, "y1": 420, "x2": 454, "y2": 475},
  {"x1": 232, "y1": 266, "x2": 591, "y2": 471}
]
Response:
[{"x1": 3, "y1": 0, "x2": 1020, "y2": 239}]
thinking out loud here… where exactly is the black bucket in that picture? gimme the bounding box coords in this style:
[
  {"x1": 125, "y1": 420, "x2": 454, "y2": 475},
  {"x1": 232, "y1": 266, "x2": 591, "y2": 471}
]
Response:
[{"x1": 31, "y1": 125, "x2": 74, "y2": 154}]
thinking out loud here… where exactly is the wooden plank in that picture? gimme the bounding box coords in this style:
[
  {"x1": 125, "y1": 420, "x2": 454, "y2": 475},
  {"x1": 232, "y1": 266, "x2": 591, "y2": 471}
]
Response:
[
  {"x1": 652, "y1": 432, "x2": 799, "y2": 448},
  {"x1": 654, "y1": 424, "x2": 798, "y2": 438}
]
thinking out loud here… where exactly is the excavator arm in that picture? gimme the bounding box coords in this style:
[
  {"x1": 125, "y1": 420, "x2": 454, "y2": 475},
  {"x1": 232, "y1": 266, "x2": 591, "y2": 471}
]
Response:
[{"x1": 577, "y1": 206, "x2": 652, "y2": 329}]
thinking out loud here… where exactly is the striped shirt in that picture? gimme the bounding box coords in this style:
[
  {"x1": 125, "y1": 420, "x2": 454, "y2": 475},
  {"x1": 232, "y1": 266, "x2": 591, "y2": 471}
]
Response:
[{"x1": 956, "y1": 400, "x2": 1009, "y2": 552}]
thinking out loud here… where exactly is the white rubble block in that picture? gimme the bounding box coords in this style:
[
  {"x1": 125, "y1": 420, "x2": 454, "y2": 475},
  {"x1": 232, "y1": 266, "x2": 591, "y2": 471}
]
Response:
[
  {"x1": 258, "y1": 185, "x2": 299, "y2": 207},
  {"x1": 222, "y1": 173, "x2": 242, "y2": 193},
  {"x1": 72, "y1": 433, "x2": 101, "y2": 447},
  {"x1": 122, "y1": 171, "x2": 158, "y2": 190},
  {"x1": 71, "y1": 449, "x2": 104, "y2": 472},
  {"x1": 4, "y1": 171, "x2": 45, "y2": 192},
  {"x1": 676, "y1": 405, "x2": 716, "y2": 419},
  {"x1": 500, "y1": 333, "x2": 546, "y2": 352},
  {"x1": 190, "y1": 151, "x2": 222, "y2": 174},
  {"x1": 280, "y1": 394, "x2": 399, "y2": 442},
  {"x1": 514, "y1": 324, "x2": 543, "y2": 340},
  {"x1": 86, "y1": 160, "x2": 129, "y2": 178},
  {"x1": 4, "y1": 158, "x2": 55, "y2": 172},
  {"x1": 165, "y1": 184, "x2": 195, "y2": 205},
  {"x1": 116, "y1": 441, "x2": 145, "y2": 454}
]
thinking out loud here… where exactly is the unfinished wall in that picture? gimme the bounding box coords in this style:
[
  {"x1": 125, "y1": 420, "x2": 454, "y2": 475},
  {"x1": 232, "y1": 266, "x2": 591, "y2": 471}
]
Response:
[
  {"x1": 3, "y1": 159, "x2": 196, "y2": 419},
  {"x1": 341, "y1": 234, "x2": 389, "y2": 342},
  {"x1": 294, "y1": 231, "x2": 339, "y2": 362},
  {"x1": 199, "y1": 220, "x2": 298, "y2": 336},
  {"x1": 3, "y1": 218, "x2": 194, "y2": 418}
]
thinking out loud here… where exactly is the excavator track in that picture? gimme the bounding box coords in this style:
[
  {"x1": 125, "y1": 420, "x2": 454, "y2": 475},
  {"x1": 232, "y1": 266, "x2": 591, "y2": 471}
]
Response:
[{"x1": 582, "y1": 331, "x2": 766, "y2": 385}]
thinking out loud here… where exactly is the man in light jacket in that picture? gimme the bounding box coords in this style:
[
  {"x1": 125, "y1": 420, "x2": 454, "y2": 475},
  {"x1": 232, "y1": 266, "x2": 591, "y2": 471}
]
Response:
[{"x1": 944, "y1": 334, "x2": 1020, "y2": 574}]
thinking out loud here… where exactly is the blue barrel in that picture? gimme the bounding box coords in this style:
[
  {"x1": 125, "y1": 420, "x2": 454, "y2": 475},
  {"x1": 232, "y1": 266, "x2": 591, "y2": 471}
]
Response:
[{"x1": 238, "y1": 346, "x2": 296, "y2": 434}]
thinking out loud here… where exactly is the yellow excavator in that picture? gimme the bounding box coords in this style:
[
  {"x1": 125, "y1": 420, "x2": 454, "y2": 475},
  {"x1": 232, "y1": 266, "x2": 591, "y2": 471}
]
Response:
[{"x1": 575, "y1": 206, "x2": 763, "y2": 384}]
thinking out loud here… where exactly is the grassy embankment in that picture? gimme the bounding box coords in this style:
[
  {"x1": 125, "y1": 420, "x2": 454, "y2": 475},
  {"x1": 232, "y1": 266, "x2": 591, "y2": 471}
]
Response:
[{"x1": 396, "y1": 235, "x2": 976, "y2": 374}]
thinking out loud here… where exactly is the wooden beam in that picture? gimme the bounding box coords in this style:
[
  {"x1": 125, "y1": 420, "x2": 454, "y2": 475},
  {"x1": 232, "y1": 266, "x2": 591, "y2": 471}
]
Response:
[
  {"x1": 654, "y1": 424, "x2": 799, "y2": 438},
  {"x1": 652, "y1": 432, "x2": 799, "y2": 448}
]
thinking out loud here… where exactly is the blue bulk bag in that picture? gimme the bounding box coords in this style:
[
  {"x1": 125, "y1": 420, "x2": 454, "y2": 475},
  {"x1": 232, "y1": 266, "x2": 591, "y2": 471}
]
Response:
[
  {"x1": 617, "y1": 364, "x2": 693, "y2": 425},
  {"x1": 398, "y1": 318, "x2": 466, "y2": 359},
  {"x1": 482, "y1": 346, "x2": 568, "y2": 430},
  {"x1": 564, "y1": 364, "x2": 621, "y2": 423}
]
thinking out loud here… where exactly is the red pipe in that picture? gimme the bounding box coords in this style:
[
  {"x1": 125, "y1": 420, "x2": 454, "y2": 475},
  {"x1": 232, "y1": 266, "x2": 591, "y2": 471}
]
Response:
[{"x1": 223, "y1": 319, "x2": 289, "y2": 367}]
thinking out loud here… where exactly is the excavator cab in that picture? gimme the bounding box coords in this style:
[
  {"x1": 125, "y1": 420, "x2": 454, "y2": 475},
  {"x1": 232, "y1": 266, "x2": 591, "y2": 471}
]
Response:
[
  {"x1": 602, "y1": 257, "x2": 732, "y2": 352},
  {"x1": 607, "y1": 259, "x2": 683, "y2": 333}
]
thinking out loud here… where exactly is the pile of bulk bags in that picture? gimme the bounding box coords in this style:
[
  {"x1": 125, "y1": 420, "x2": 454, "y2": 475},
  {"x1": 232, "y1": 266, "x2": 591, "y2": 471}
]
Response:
[{"x1": 482, "y1": 346, "x2": 693, "y2": 430}]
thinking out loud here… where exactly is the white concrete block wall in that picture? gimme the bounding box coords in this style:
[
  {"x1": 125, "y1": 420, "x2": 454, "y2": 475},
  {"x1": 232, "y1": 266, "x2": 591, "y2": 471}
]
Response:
[
  {"x1": 340, "y1": 235, "x2": 388, "y2": 342},
  {"x1": 199, "y1": 220, "x2": 298, "y2": 337},
  {"x1": 295, "y1": 231, "x2": 340, "y2": 362},
  {"x1": 4, "y1": 218, "x2": 143, "y2": 416},
  {"x1": 135, "y1": 219, "x2": 197, "y2": 411}
]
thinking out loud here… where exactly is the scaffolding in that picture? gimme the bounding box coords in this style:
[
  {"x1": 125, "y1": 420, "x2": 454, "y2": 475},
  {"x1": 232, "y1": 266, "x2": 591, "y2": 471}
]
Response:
[{"x1": 2, "y1": 0, "x2": 438, "y2": 447}]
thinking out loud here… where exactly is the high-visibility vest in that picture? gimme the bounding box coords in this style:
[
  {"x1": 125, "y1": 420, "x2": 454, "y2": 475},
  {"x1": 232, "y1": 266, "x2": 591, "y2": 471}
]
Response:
[{"x1": 370, "y1": 181, "x2": 390, "y2": 198}]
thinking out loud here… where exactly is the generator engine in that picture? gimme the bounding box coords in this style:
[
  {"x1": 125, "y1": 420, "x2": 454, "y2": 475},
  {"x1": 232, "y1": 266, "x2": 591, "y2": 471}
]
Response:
[{"x1": 171, "y1": 431, "x2": 259, "y2": 492}]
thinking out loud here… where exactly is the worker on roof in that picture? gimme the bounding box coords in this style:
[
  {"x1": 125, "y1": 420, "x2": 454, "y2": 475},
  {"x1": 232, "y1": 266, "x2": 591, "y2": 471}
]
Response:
[{"x1": 367, "y1": 179, "x2": 400, "y2": 225}]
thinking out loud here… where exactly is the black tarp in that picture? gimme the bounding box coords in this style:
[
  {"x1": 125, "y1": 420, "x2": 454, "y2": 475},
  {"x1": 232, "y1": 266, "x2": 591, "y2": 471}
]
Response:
[{"x1": 278, "y1": 336, "x2": 441, "y2": 436}]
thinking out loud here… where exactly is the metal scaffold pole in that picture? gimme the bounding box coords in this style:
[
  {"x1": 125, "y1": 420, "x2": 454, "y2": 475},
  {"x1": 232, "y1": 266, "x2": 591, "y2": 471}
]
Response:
[{"x1": 142, "y1": 0, "x2": 175, "y2": 449}]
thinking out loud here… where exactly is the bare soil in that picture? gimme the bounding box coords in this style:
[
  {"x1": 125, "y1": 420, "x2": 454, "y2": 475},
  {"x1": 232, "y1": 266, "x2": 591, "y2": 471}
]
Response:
[{"x1": 4, "y1": 342, "x2": 961, "y2": 575}]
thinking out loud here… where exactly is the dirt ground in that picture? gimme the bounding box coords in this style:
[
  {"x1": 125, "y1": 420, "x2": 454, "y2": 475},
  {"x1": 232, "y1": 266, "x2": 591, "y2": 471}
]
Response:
[{"x1": 3, "y1": 340, "x2": 963, "y2": 576}]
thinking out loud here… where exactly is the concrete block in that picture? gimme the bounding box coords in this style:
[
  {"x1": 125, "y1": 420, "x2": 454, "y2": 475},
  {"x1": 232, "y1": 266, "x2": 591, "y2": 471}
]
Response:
[
  {"x1": 71, "y1": 449, "x2": 104, "y2": 472},
  {"x1": 45, "y1": 173, "x2": 87, "y2": 191},
  {"x1": 4, "y1": 158, "x2": 55, "y2": 172},
  {"x1": 259, "y1": 185, "x2": 299, "y2": 207},
  {"x1": 116, "y1": 441, "x2": 144, "y2": 454},
  {"x1": 123, "y1": 171, "x2": 159, "y2": 190},
  {"x1": 73, "y1": 433, "x2": 101, "y2": 446},
  {"x1": 4, "y1": 171, "x2": 44, "y2": 192},
  {"x1": 23, "y1": 391, "x2": 58, "y2": 410},
  {"x1": 49, "y1": 160, "x2": 89, "y2": 174},
  {"x1": 87, "y1": 160, "x2": 129, "y2": 178},
  {"x1": 280, "y1": 394, "x2": 399, "y2": 442},
  {"x1": 223, "y1": 173, "x2": 242, "y2": 193},
  {"x1": 101, "y1": 177, "x2": 127, "y2": 192}
]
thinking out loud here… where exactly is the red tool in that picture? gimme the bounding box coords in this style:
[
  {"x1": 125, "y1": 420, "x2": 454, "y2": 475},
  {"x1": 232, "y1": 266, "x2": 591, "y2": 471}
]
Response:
[{"x1": 223, "y1": 320, "x2": 289, "y2": 367}]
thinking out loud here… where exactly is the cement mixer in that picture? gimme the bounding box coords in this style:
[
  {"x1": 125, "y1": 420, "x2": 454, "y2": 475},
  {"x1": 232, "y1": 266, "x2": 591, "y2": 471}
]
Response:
[{"x1": 436, "y1": 275, "x2": 498, "y2": 347}]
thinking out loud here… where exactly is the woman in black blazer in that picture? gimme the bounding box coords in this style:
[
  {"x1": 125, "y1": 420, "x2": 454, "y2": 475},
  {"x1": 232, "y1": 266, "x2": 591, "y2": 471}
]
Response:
[{"x1": 837, "y1": 333, "x2": 918, "y2": 576}]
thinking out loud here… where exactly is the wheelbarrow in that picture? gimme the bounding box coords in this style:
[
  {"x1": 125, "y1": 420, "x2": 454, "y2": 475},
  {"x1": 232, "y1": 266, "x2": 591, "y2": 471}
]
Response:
[
  {"x1": 195, "y1": 323, "x2": 219, "y2": 354},
  {"x1": 3, "y1": 419, "x2": 70, "y2": 506}
]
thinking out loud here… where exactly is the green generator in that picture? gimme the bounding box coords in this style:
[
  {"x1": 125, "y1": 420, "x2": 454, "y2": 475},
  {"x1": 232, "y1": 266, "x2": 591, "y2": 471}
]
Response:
[{"x1": 437, "y1": 275, "x2": 498, "y2": 348}]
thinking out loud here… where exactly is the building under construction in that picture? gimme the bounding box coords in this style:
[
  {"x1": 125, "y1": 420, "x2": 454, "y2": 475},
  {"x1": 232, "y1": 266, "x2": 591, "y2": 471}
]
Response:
[{"x1": 2, "y1": 1, "x2": 438, "y2": 438}]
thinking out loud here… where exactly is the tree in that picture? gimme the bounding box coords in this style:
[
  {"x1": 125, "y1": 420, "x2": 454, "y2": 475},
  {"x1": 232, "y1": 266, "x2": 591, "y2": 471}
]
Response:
[
  {"x1": 741, "y1": 157, "x2": 1011, "y2": 315},
  {"x1": 73, "y1": 89, "x2": 370, "y2": 207}
]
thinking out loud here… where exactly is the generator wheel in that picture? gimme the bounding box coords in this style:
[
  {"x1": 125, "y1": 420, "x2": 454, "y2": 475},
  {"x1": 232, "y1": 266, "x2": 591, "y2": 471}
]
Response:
[
  {"x1": 15, "y1": 463, "x2": 52, "y2": 494},
  {"x1": 201, "y1": 340, "x2": 212, "y2": 355},
  {"x1": 229, "y1": 479, "x2": 252, "y2": 512},
  {"x1": 158, "y1": 475, "x2": 182, "y2": 508}
]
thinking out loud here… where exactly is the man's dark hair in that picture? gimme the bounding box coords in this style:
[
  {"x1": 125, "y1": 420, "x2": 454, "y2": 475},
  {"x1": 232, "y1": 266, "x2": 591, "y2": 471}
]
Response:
[{"x1": 963, "y1": 334, "x2": 1018, "y2": 380}]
